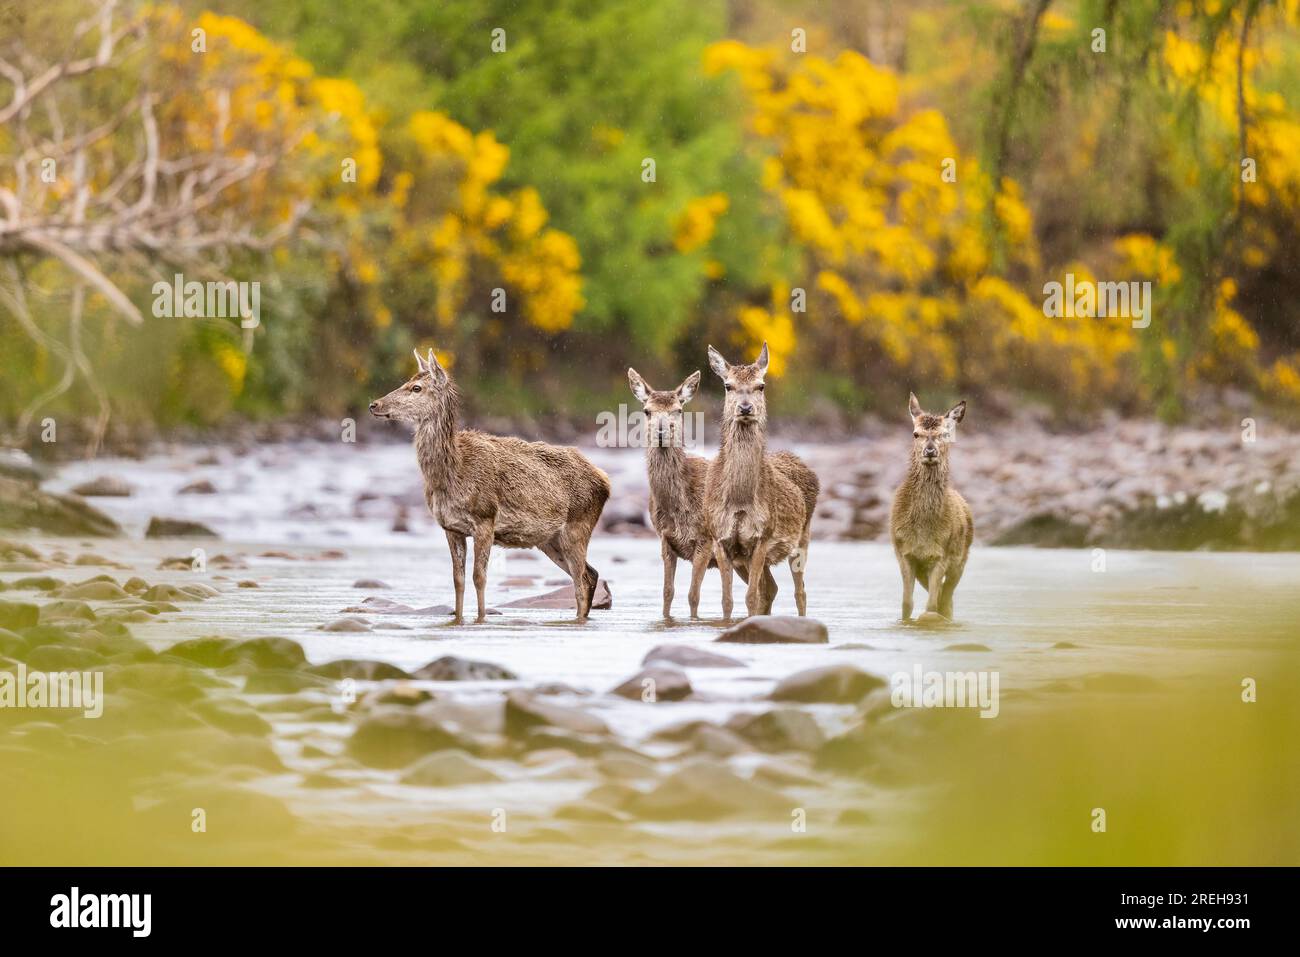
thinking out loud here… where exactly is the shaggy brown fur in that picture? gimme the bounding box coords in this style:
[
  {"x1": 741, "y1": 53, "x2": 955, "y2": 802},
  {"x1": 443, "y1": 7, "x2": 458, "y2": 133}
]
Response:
[
  {"x1": 889, "y1": 392, "x2": 974, "y2": 622},
  {"x1": 370, "y1": 350, "x2": 609, "y2": 622},
  {"x1": 627, "y1": 368, "x2": 730, "y2": 619},
  {"x1": 704, "y1": 343, "x2": 820, "y2": 618}
]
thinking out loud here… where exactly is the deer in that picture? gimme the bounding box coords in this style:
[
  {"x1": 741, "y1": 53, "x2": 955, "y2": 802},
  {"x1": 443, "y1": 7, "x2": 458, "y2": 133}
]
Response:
[
  {"x1": 889, "y1": 393, "x2": 973, "y2": 623},
  {"x1": 626, "y1": 367, "x2": 732, "y2": 620},
  {"x1": 369, "y1": 349, "x2": 610, "y2": 622},
  {"x1": 704, "y1": 343, "x2": 820, "y2": 619}
]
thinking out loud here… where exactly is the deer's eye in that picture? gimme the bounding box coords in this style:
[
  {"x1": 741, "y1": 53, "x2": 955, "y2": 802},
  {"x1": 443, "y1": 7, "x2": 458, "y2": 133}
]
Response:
[
  {"x1": 755, "y1": 383, "x2": 765, "y2": 392},
  {"x1": 724, "y1": 383, "x2": 734, "y2": 392},
  {"x1": 411, "y1": 384, "x2": 422, "y2": 393},
  {"x1": 913, "y1": 431, "x2": 920, "y2": 438}
]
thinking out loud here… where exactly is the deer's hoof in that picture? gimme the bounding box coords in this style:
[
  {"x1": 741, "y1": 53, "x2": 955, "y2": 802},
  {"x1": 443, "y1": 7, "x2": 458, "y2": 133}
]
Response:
[{"x1": 916, "y1": 611, "x2": 949, "y2": 626}]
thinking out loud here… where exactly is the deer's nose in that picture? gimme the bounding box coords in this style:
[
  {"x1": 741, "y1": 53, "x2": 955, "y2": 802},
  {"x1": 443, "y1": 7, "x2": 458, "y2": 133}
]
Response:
[
  {"x1": 368, "y1": 401, "x2": 379, "y2": 412},
  {"x1": 738, "y1": 402, "x2": 755, "y2": 416}
]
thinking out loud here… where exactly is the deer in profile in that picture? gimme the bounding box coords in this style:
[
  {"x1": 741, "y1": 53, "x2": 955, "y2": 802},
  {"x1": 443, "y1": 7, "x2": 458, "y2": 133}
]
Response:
[
  {"x1": 704, "y1": 343, "x2": 819, "y2": 618},
  {"x1": 889, "y1": 393, "x2": 973, "y2": 623},
  {"x1": 627, "y1": 367, "x2": 732, "y2": 620},
  {"x1": 369, "y1": 349, "x2": 610, "y2": 622}
]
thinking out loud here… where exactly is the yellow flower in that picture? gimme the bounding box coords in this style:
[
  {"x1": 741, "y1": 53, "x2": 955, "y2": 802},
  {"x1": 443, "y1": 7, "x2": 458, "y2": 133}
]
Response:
[{"x1": 673, "y1": 193, "x2": 730, "y2": 253}]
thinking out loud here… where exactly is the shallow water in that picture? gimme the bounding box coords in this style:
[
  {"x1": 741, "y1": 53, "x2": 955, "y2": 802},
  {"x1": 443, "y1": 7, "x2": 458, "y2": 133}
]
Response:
[{"x1": 10, "y1": 440, "x2": 1298, "y2": 864}]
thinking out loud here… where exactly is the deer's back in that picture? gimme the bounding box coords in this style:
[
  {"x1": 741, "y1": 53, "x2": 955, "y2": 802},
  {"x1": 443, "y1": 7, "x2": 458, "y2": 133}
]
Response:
[
  {"x1": 448, "y1": 430, "x2": 609, "y2": 543},
  {"x1": 769, "y1": 450, "x2": 819, "y2": 529}
]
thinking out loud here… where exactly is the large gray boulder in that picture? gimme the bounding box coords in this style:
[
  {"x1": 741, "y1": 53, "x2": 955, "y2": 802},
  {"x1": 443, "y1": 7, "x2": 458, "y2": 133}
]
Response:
[{"x1": 715, "y1": 615, "x2": 828, "y2": 644}]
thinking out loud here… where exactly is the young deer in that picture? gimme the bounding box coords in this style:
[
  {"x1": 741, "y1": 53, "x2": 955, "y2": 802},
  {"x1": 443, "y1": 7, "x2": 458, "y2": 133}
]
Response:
[
  {"x1": 704, "y1": 343, "x2": 820, "y2": 618},
  {"x1": 889, "y1": 393, "x2": 973, "y2": 623},
  {"x1": 627, "y1": 368, "x2": 731, "y2": 620},
  {"x1": 369, "y1": 349, "x2": 610, "y2": 622}
]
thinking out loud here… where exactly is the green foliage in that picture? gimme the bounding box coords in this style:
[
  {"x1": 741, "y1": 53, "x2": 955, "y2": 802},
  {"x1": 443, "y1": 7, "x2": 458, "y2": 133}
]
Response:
[{"x1": 224, "y1": 0, "x2": 773, "y2": 353}]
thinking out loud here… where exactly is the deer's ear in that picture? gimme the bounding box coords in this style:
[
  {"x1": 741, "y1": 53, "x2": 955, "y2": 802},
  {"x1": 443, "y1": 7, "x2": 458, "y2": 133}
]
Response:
[
  {"x1": 707, "y1": 346, "x2": 730, "y2": 380},
  {"x1": 908, "y1": 392, "x2": 923, "y2": 420},
  {"x1": 426, "y1": 349, "x2": 448, "y2": 382},
  {"x1": 946, "y1": 400, "x2": 967, "y2": 426},
  {"x1": 755, "y1": 342, "x2": 769, "y2": 377},
  {"x1": 627, "y1": 367, "x2": 650, "y2": 403},
  {"x1": 413, "y1": 348, "x2": 428, "y2": 373},
  {"x1": 677, "y1": 370, "x2": 700, "y2": 404}
]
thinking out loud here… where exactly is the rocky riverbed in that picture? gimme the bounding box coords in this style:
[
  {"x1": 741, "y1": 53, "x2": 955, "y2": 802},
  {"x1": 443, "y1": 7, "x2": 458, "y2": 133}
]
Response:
[
  {"x1": 6, "y1": 415, "x2": 1300, "y2": 550},
  {"x1": 2, "y1": 427, "x2": 1297, "y2": 863},
  {"x1": 3, "y1": 520, "x2": 1295, "y2": 865}
]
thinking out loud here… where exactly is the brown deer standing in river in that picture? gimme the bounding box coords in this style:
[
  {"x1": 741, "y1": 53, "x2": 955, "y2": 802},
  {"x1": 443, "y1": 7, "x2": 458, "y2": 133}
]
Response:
[
  {"x1": 627, "y1": 368, "x2": 732, "y2": 619},
  {"x1": 889, "y1": 392, "x2": 973, "y2": 623},
  {"x1": 704, "y1": 343, "x2": 819, "y2": 618},
  {"x1": 369, "y1": 349, "x2": 609, "y2": 622}
]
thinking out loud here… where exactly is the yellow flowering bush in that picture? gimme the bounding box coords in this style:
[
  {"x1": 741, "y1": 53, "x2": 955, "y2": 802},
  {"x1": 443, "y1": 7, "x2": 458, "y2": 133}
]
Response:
[
  {"x1": 706, "y1": 41, "x2": 1127, "y2": 401},
  {"x1": 398, "y1": 111, "x2": 585, "y2": 334}
]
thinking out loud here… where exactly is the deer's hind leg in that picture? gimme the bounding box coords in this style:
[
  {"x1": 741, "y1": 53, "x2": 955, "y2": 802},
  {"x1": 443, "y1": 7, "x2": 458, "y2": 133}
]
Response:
[
  {"x1": 939, "y1": 555, "x2": 966, "y2": 621},
  {"x1": 540, "y1": 533, "x2": 597, "y2": 620},
  {"x1": 568, "y1": 537, "x2": 594, "y2": 621},
  {"x1": 920, "y1": 559, "x2": 948, "y2": 619},
  {"x1": 471, "y1": 519, "x2": 495, "y2": 623},
  {"x1": 790, "y1": 527, "x2": 810, "y2": 617},
  {"x1": 446, "y1": 530, "x2": 468, "y2": 622},
  {"x1": 759, "y1": 567, "x2": 778, "y2": 615}
]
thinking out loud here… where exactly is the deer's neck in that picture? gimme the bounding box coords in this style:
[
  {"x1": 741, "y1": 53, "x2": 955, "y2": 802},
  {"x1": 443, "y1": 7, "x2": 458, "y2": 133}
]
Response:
[
  {"x1": 646, "y1": 444, "x2": 693, "y2": 511},
  {"x1": 414, "y1": 393, "x2": 461, "y2": 496},
  {"x1": 902, "y1": 456, "x2": 950, "y2": 516},
  {"x1": 719, "y1": 419, "x2": 766, "y2": 507}
]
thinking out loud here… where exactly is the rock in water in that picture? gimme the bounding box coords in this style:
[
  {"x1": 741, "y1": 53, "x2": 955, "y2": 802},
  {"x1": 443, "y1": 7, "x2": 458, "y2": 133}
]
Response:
[
  {"x1": 726, "y1": 709, "x2": 826, "y2": 752},
  {"x1": 58, "y1": 581, "x2": 129, "y2": 601},
  {"x1": 320, "y1": 617, "x2": 372, "y2": 632},
  {"x1": 0, "y1": 476, "x2": 121, "y2": 537},
  {"x1": 715, "y1": 615, "x2": 829, "y2": 644},
  {"x1": 0, "y1": 449, "x2": 42, "y2": 483},
  {"x1": 642, "y1": 644, "x2": 744, "y2": 668},
  {"x1": 401, "y1": 750, "x2": 501, "y2": 786},
  {"x1": 177, "y1": 479, "x2": 218, "y2": 495},
  {"x1": 504, "y1": 690, "x2": 609, "y2": 737},
  {"x1": 769, "y1": 665, "x2": 885, "y2": 703},
  {"x1": 500, "y1": 580, "x2": 613, "y2": 610},
  {"x1": 145, "y1": 517, "x2": 219, "y2": 539},
  {"x1": 348, "y1": 708, "x2": 472, "y2": 768},
  {"x1": 625, "y1": 758, "x2": 790, "y2": 820},
  {"x1": 307, "y1": 658, "x2": 412, "y2": 681},
  {"x1": 412, "y1": 656, "x2": 517, "y2": 681},
  {"x1": 609, "y1": 666, "x2": 691, "y2": 702},
  {"x1": 71, "y1": 476, "x2": 134, "y2": 497},
  {"x1": 0, "y1": 600, "x2": 39, "y2": 631},
  {"x1": 233, "y1": 636, "x2": 308, "y2": 671}
]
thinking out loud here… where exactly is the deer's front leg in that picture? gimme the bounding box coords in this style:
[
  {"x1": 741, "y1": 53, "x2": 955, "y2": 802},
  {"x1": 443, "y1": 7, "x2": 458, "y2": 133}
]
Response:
[
  {"x1": 660, "y1": 538, "x2": 677, "y2": 619},
  {"x1": 471, "y1": 520, "x2": 494, "y2": 623},
  {"x1": 446, "y1": 530, "x2": 467, "y2": 622},
  {"x1": 745, "y1": 541, "x2": 771, "y2": 618},
  {"x1": 687, "y1": 543, "x2": 709, "y2": 619},
  {"x1": 897, "y1": 551, "x2": 915, "y2": 622},
  {"x1": 714, "y1": 542, "x2": 734, "y2": 621}
]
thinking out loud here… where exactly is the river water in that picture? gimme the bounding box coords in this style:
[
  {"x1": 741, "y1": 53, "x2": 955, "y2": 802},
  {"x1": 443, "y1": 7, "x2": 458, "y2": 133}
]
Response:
[{"x1": 16, "y1": 438, "x2": 1297, "y2": 864}]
